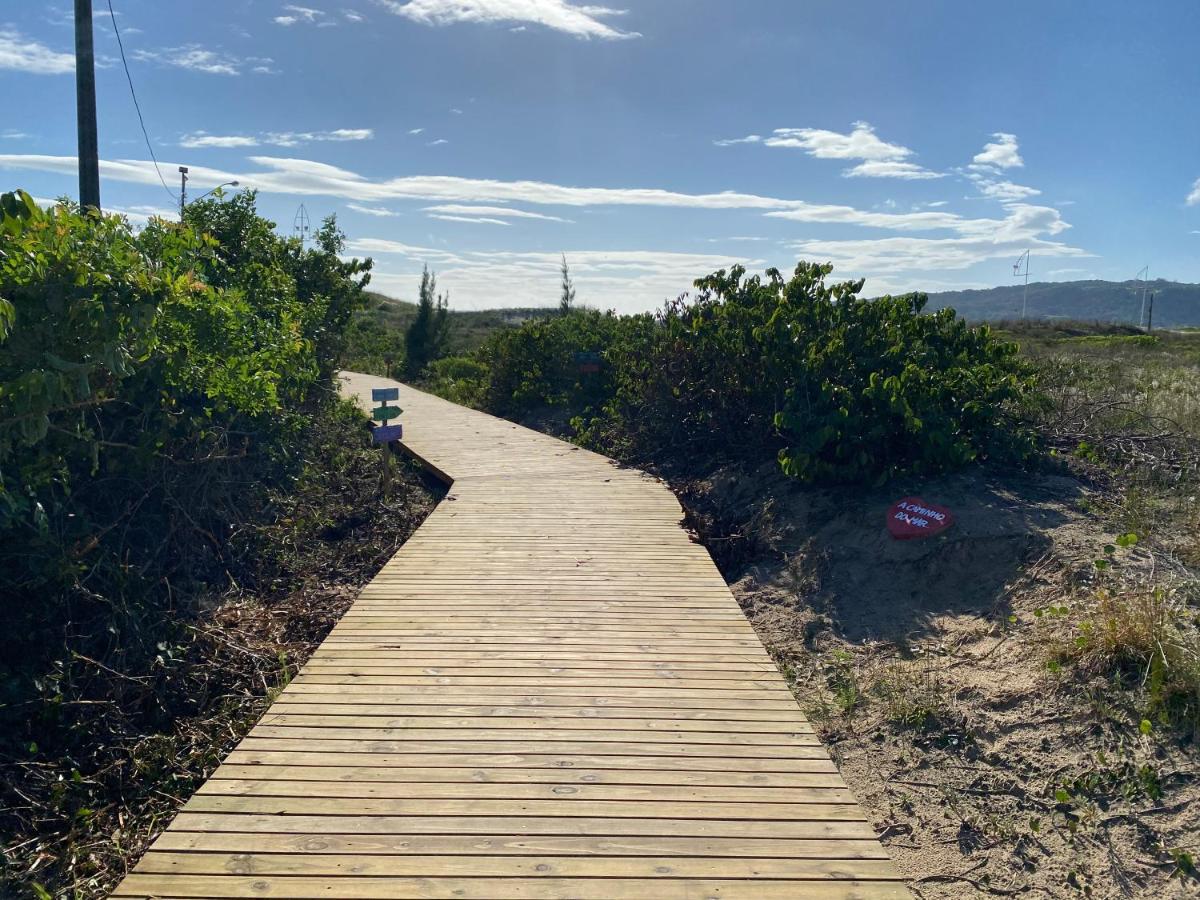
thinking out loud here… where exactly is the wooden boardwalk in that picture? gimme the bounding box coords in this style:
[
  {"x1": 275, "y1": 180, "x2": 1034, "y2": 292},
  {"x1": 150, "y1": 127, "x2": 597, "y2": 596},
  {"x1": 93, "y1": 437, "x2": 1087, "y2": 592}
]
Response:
[{"x1": 112, "y1": 374, "x2": 906, "y2": 900}]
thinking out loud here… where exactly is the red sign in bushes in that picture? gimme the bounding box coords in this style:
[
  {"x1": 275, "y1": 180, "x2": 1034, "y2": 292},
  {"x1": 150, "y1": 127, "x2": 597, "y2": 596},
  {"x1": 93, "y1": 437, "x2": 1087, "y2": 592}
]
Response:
[{"x1": 887, "y1": 497, "x2": 954, "y2": 540}]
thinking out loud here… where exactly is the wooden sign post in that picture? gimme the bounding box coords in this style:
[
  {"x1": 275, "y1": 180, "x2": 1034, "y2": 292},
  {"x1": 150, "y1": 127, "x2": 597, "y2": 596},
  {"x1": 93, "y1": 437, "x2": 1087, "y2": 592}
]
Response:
[{"x1": 371, "y1": 387, "x2": 403, "y2": 498}]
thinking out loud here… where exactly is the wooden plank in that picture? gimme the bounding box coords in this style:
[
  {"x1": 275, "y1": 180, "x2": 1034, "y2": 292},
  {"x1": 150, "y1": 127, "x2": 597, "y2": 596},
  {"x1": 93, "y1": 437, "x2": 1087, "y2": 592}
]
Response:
[
  {"x1": 133, "y1": 852, "x2": 901, "y2": 879},
  {"x1": 113, "y1": 874, "x2": 911, "y2": 899},
  {"x1": 148, "y1": 832, "x2": 893, "y2": 859},
  {"x1": 111, "y1": 375, "x2": 907, "y2": 899}
]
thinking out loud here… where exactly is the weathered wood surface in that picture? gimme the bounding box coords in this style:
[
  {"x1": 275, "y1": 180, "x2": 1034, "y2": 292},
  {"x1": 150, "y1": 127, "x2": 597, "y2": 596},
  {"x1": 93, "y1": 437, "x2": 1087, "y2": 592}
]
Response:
[{"x1": 112, "y1": 374, "x2": 907, "y2": 899}]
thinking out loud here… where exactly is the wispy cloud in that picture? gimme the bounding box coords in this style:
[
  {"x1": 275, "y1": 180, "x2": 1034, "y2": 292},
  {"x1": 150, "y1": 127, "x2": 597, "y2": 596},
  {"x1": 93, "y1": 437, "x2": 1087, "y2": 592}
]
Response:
[
  {"x1": 179, "y1": 128, "x2": 374, "y2": 148},
  {"x1": 0, "y1": 153, "x2": 1073, "y2": 230},
  {"x1": 1188, "y1": 178, "x2": 1200, "y2": 206},
  {"x1": 429, "y1": 214, "x2": 512, "y2": 225},
  {"x1": 843, "y1": 160, "x2": 943, "y2": 181},
  {"x1": 347, "y1": 203, "x2": 399, "y2": 216},
  {"x1": 970, "y1": 177, "x2": 1041, "y2": 202},
  {"x1": 427, "y1": 138, "x2": 449, "y2": 146},
  {"x1": 343, "y1": 9, "x2": 367, "y2": 22},
  {"x1": 133, "y1": 45, "x2": 272, "y2": 76},
  {"x1": 408, "y1": 127, "x2": 425, "y2": 135},
  {"x1": 0, "y1": 28, "x2": 74, "y2": 74},
  {"x1": 275, "y1": 5, "x2": 329, "y2": 25},
  {"x1": 354, "y1": 244, "x2": 764, "y2": 312},
  {"x1": 0, "y1": 153, "x2": 1091, "y2": 292},
  {"x1": 712, "y1": 135, "x2": 762, "y2": 147},
  {"x1": 715, "y1": 122, "x2": 942, "y2": 180},
  {"x1": 786, "y1": 204, "x2": 1091, "y2": 277},
  {"x1": 423, "y1": 204, "x2": 572, "y2": 223},
  {"x1": 970, "y1": 132, "x2": 1023, "y2": 171},
  {"x1": 373, "y1": 0, "x2": 639, "y2": 40}
]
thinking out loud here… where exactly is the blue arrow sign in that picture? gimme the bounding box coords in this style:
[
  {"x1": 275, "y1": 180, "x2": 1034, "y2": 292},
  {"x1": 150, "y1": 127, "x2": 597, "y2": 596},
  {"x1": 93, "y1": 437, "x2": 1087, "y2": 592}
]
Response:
[{"x1": 372, "y1": 423, "x2": 403, "y2": 444}]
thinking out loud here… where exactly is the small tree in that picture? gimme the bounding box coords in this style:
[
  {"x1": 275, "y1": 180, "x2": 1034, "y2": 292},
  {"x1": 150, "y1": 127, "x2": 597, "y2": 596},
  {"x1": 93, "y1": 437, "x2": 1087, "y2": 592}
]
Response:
[
  {"x1": 403, "y1": 266, "x2": 450, "y2": 378},
  {"x1": 559, "y1": 253, "x2": 576, "y2": 316}
]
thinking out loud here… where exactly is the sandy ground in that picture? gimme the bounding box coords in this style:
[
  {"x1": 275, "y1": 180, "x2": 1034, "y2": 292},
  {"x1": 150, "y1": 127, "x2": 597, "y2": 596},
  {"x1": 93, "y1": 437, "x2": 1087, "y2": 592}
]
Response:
[{"x1": 681, "y1": 463, "x2": 1199, "y2": 899}]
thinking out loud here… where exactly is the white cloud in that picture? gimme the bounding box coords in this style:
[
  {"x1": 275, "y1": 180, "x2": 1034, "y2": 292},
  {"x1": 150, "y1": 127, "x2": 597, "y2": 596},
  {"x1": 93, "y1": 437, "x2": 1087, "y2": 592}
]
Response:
[
  {"x1": 408, "y1": 127, "x2": 425, "y2": 135},
  {"x1": 718, "y1": 122, "x2": 941, "y2": 180},
  {"x1": 1, "y1": 129, "x2": 33, "y2": 140},
  {"x1": 423, "y1": 204, "x2": 572, "y2": 222},
  {"x1": 1188, "y1": 178, "x2": 1200, "y2": 206},
  {"x1": 787, "y1": 203, "x2": 1090, "y2": 278},
  {"x1": 427, "y1": 138, "x2": 449, "y2": 146},
  {"x1": 275, "y1": 5, "x2": 329, "y2": 25},
  {"x1": 343, "y1": 9, "x2": 366, "y2": 22},
  {"x1": 713, "y1": 135, "x2": 762, "y2": 147},
  {"x1": 0, "y1": 153, "x2": 1069, "y2": 226},
  {"x1": 429, "y1": 214, "x2": 512, "y2": 225},
  {"x1": 0, "y1": 152, "x2": 1091, "y2": 293},
  {"x1": 843, "y1": 160, "x2": 944, "y2": 181},
  {"x1": 374, "y1": 0, "x2": 639, "y2": 40},
  {"x1": 971, "y1": 178, "x2": 1041, "y2": 201},
  {"x1": 133, "y1": 46, "x2": 252, "y2": 76},
  {"x1": 970, "y1": 132, "x2": 1023, "y2": 171},
  {"x1": 354, "y1": 243, "x2": 764, "y2": 312},
  {"x1": 180, "y1": 128, "x2": 374, "y2": 148},
  {"x1": 763, "y1": 122, "x2": 912, "y2": 161},
  {"x1": 347, "y1": 203, "x2": 399, "y2": 216},
  {"x1": 179, "y1": 133, "x2": 261, "y2": 149},
  {"x1": 0, "y1": 28, "x2": 74, "y2": 74}
]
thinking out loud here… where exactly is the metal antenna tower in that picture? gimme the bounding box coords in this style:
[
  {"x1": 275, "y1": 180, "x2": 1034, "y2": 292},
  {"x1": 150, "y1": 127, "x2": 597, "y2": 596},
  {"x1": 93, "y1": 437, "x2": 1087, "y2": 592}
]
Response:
[
  {"x1": 294, "y1": 204, "x2": 311, "y2": 247},
  {"x1": 1135, "y1": 265, "x2": 1150, "y2": 328},
  {"x1": 1013, "y1": 250, "x2": 1031, "y2": 319}
]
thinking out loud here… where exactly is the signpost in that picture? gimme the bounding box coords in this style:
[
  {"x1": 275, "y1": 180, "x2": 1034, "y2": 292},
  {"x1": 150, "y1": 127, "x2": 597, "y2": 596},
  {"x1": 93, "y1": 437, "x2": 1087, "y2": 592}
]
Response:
[
  {"x1": 887, "y1": 497, "x2": 954, "y2": 540},
  {"x1": 371, "y1": 387, "x2": 403, "y2": 497}
]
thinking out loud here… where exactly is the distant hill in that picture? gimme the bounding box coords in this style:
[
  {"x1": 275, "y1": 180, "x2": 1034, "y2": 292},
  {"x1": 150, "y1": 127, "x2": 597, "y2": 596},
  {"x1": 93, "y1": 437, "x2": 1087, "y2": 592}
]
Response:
[
  {"x1": 925, "y1": 279, "x2": 1200, "y2": 328},
  {"x1": 359, "y1": 291, "x2": 550, "y2": 353}
]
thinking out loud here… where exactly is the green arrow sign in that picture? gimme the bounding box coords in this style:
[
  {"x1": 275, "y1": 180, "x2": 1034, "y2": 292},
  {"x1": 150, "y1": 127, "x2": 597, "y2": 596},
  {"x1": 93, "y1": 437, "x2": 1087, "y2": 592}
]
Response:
[{"x1": 373, "y1": 405, "x2": 402, "y2": 422}]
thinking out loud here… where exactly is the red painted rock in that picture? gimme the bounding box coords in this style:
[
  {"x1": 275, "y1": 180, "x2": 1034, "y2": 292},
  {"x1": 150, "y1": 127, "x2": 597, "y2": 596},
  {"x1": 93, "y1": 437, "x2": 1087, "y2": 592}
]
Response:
[{"x1": 887, "y1": 497, "x2": 954, "y2": 540}]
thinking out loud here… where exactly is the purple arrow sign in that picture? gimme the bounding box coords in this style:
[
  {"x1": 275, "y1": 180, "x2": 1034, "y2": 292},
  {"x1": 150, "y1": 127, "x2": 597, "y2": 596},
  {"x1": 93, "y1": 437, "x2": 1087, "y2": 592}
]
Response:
[{"x1": 372, "y1": 424, "x2": 403, "y2": 444}]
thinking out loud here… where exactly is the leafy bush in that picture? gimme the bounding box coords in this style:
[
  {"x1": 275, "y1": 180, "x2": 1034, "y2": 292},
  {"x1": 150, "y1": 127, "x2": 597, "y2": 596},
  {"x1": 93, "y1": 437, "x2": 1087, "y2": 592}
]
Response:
[
  {"x1": 0, "y1": 189, "x2": 371, "y2": 704},
  {"x1": 423, "y1": 355, "x2": 489, "y2": 408},
  {"x1": 471, "y1": 262, "x2": 1039, "y2": 483},
  {"x1": 476, "y1": 308, "x2": 653, "y2": 420}
]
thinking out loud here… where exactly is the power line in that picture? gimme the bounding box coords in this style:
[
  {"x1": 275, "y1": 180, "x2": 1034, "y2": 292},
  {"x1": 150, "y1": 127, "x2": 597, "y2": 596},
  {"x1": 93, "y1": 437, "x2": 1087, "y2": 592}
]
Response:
[{"x1": 106, "y1": 0, "x2": 177, "y2": 204}]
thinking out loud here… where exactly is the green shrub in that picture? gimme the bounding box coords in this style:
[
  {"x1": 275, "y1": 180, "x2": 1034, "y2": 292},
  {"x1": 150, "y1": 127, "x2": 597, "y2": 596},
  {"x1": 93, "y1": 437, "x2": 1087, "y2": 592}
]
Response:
[
  {"x1": 475, "y1": 262, "x2": 1039, "y2": 483},
  {"x1": 424, "y1": 355, "x2": 489, "y2": 408},
  {"x1": 476, "y1": 308, "x2": 653, "y2": 420},
  {"x1": 0, "y1": 189, "x2": 371, "y2": 702}
]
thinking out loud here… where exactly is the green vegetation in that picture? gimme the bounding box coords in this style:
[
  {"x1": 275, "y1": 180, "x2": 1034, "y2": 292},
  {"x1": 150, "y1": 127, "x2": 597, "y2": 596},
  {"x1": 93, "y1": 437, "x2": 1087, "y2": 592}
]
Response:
[
  {"x1": 403, "y1": 266, "x2": 450, "y2": 379},
  {"x1": 0, "y1": 188, "x2": 416, "y2": 898},
  {"x1": 459, "y1": 262, "x2": 1040, "y2": 484},
  {"x1": 0, "y1": 189, "x2": 368, "y2": 687}
]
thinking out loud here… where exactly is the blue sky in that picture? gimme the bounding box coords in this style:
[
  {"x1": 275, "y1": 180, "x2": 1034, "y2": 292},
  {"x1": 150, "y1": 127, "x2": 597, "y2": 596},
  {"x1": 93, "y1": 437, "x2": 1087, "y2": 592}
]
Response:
[{"x1": 2, "y1": 0, "x2": 1199, "y2": 311}]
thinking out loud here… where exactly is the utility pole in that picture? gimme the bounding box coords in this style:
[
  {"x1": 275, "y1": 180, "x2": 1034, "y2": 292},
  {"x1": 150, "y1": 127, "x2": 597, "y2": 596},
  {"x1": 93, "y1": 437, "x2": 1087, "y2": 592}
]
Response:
[
  {"x1": 1146, "y1": 292, "x2": 1154, "y2": 332},
  {"x1": 178, "y1": 166, "x2": 189, "y2": 220},
  {"x1": 74, "y1": 0, "x2": 101, "y2": 211}
]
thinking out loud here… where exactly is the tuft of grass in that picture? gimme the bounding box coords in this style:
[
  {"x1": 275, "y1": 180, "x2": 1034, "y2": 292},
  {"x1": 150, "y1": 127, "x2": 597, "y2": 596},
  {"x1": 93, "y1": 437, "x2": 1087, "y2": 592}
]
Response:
[
  {"x1": 1070, "y1": 585, "x2": 1200, "y2": 733},
  {"x1": 872, "y1": 656, "x2": 952, "y2": 729}
]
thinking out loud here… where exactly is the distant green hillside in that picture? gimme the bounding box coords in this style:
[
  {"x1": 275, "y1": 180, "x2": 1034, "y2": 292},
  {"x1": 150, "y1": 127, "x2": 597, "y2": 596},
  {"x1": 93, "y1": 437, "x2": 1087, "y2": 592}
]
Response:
[
  {"x1": 926, "y1": 279, "x2": 1200, "y2": 327},
  {"x1": 340, "y1": 292, "x2": 553, "y2": 375}
]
